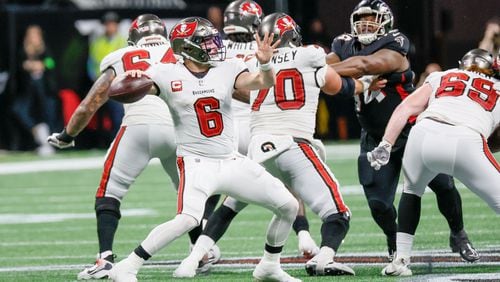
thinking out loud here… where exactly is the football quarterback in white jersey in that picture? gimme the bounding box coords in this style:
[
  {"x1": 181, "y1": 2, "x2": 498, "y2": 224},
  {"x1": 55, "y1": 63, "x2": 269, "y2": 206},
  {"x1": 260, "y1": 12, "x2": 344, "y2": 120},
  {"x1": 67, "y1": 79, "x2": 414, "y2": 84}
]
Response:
[
  {"x1": 178, "y1": 13, "x2": 373, "y2": 277},
  {"x1": 109, "y1": 17, "x2": 301, "y2": 282},
  {"x1": 47, "y1": 14, "x2": 218, "y2": 280},
  {"x1": 368, "y1": 48, "x2": 500, "y2": 276}
]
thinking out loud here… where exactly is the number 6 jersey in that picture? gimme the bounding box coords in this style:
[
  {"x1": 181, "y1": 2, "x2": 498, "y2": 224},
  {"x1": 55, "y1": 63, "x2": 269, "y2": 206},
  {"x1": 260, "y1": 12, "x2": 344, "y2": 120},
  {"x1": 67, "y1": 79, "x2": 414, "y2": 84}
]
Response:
[
  {"x1": 146, "y1": 59, "x2": 249, "y2": 158},
  {"x1": 418, "y1": 69, "x2": 500, "y2": 138}
]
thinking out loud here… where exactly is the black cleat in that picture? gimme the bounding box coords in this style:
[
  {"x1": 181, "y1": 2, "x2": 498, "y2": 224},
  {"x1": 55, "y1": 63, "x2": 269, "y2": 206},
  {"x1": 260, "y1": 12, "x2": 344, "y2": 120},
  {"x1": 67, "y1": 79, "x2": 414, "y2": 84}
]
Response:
[{"x1": 450, "y1": 230, "x2": 480, "y2": 262}]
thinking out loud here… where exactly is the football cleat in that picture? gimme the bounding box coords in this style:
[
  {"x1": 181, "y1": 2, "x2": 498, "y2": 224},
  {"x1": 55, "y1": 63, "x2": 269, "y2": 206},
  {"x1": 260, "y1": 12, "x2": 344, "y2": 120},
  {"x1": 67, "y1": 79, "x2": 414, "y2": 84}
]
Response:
[
  {"x1": 253, "y1": 260, "x2": 302, "y2": 282},
  {"x1": 450, "y1": 230, "x2": 480, "y2": 262},
  {"x1": 197, "y1": 244, "x2": 221, "y2": 274},
  {"x1": 173, "y1": 257, "x2": 198, "y2": 278},
  {"x1": 108, "y1": 254, "x2": 143, "y2": 282},
  {"x1": 77, "y1": 253, "x2": 114, "y2": 280},
  {"x1": 305, "y1": 247, "x2": 355, "y2": 276},
  {"x1": 381, "y1": 256, "x2": 412, "y2": 276},
  {"x1": 297, "y1": 230, "x2": 320, "y2": 258}
]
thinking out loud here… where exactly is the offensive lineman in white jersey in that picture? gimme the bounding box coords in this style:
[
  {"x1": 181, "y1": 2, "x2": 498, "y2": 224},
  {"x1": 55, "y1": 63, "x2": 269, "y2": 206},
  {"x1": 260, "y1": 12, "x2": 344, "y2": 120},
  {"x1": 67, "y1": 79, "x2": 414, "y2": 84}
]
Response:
[
  {"x1": 47, "y1": 14, "x2": 218, "y2": 279},
  {"x1": 109, "y1": 17, "x2": 301, "y2": 282},
  {"x1": 218, "y1": 0, "x2": 321, "y2": 257},
  {"x1": 367, "y1": 48, "x2": 500, "y2": 276},
  {"x1": 176, "y1": 13, "x2": 376, "y2": 277}
]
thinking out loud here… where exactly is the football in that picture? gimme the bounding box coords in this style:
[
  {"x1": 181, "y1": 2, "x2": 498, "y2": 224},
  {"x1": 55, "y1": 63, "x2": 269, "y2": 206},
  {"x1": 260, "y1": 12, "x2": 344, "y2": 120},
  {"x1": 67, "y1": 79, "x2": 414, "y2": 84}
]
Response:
[{"x1": 108, "y1": 73, "x2": 153, "y2": 103}]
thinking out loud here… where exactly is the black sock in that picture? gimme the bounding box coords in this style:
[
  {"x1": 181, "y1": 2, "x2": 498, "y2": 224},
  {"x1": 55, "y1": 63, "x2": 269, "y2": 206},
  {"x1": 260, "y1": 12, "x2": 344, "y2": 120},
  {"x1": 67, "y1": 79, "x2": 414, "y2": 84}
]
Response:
[
  {"x1": 203, "y1": 205, "x2": 238, "y2": 242},
  {"x1": 397, "y1": 193, "x2": 421, "y2": 235},
  {"x1": 293, "y1": 215, "x2": 310, "y2": 234},
  {"x1": 265, "y1": 244, "x2": 283, "y2": 254},
  {"x1": 320, "y1": 213, "x2": 350, "y2": 251},
  {"x1": 97, "y1": 212, "x2": 119, "y2": 254},
  {"x1": 188, "y1": 224, "x2": 203, "y2": 244},
  {"x1": 134, "y1": 245, "x2": 151, "y2": 260},
  {"x1": 203, "y1": 194, "x2": 221, "y2": 219}
]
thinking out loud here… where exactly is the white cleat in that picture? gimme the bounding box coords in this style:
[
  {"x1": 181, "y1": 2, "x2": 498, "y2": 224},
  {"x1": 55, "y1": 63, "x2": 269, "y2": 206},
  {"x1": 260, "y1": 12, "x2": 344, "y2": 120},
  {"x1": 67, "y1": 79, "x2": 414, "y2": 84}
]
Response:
[
  {"x1": 108, "y1": 257, "x2": 139, "y2": 282},
  {"x1": 305, "y1": 247, "x2": 354, "y2": 276},
  {"x1": 173, "y1": 257, "x2": 198, "y2": 278},
  {"x1": 77, "y1": 255, "x2": 113, "y2": 280},
  {"x1": 297, "y1": 231, "x2": 320, "y2": 258},
  {"x1": 381, "y1": 256, "x2": 412, "y2": 276},
  {"x1": 197, "y1": 244, "x2": 221, "y2": 274},
  {"x1": 253, "y1": 260, "x2": 302, "y2": 282}
]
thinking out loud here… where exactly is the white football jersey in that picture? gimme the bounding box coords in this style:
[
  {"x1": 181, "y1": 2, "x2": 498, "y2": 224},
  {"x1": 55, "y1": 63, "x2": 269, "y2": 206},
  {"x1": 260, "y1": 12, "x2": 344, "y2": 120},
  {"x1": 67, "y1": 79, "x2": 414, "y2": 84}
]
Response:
[
  {"x1": 100, "y1": 42, "x2": 176, "y2": 126},
  {"x1": 247, "y1": 45, "x2": 327, "y2": 140},
  {"x1": 223, "y1": 39, "x2": 257, "y2": 118},
  {"x1": 418, "y1": 69, "x2": 500, "y2": 137},
  {"x1": 146, "y1": 59, "x2": 249, "y2": 158}
]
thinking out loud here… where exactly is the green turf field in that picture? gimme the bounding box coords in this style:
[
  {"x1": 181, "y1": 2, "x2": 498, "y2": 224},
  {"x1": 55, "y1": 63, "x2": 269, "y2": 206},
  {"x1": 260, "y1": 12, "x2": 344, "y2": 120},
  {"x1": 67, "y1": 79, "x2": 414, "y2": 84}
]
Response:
[{"x1": 0, "y1": 143, "x2": 499, "y2": 281}]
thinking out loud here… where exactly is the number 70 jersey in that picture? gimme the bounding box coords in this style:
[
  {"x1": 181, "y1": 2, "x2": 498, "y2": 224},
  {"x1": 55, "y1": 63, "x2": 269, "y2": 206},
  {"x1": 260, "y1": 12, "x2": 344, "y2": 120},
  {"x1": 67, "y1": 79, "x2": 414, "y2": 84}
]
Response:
[
  {"x1": 248, "y1": 45, "x2": 328, "y2": 140},
  {"x1": 418, "y1": 69, "x2": 500, "y2": 137}
]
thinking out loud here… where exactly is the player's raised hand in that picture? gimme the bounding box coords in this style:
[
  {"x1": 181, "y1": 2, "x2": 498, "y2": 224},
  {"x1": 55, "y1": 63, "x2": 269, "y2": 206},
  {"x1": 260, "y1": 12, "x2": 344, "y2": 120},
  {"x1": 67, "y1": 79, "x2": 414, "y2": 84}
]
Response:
[
  {"x1": 367, "y1": 140, "x2": 392, "y2": 170},
  {"x1": 255, "y1": 31, "x2": 280, "y2": 65}
]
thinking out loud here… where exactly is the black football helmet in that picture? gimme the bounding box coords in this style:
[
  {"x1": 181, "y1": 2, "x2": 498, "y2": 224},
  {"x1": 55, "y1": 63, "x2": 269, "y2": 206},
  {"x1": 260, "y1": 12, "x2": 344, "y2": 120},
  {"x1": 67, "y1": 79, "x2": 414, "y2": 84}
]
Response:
[
  {"x1": 223, "y1": 0, "x2": 264, "y2": 42},
  {"x1": 128, "y1": 14, "x2": 168, "y2": 46},
  {"x1": 257, "y1": 12, "x2": 302, "y2": 48},
  {"x1": 459, "y1": 48, "x2": 496, "y2": 76},
  {"x1": 169, "y1": 17, "x2": 226, "y2": 64},
  {"x1": 350, "y1": 0, "x2": 394, "y2": 45}
]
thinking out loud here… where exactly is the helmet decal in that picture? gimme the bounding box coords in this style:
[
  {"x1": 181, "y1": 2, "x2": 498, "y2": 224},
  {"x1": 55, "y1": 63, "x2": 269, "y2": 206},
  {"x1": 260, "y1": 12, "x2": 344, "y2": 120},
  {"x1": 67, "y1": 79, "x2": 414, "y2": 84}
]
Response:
[
  {"x1": 276, "y1": 15, "x2": 296, "y2": 36},
  {"x1": 240, "y1": 2, "x2": 262, "y2": 16},
  {"x1": 171, "y1": 21, "x2": 198, "y2": 39}
]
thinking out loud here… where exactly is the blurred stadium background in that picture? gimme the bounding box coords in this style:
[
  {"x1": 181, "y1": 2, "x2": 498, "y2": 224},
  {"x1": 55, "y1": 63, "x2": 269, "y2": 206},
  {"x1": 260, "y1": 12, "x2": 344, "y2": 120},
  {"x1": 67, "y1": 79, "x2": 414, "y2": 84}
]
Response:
[{"x1": 0, "y1": 0, "x2": 499, "y2": 281}]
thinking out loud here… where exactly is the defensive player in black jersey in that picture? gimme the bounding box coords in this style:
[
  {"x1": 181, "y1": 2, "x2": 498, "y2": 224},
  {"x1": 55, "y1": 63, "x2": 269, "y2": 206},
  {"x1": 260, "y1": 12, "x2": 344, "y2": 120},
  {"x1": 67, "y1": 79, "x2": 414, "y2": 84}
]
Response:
[{"x1": 325, "y1": 0, "x2": 479, "y2": 263}]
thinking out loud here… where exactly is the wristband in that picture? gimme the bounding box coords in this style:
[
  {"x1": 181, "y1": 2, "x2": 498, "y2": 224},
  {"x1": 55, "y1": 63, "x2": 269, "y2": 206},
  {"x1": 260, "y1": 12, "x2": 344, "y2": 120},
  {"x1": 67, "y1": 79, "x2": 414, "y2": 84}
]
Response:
[
  {"x1": 338, "y1": 76, "x2": 356, "y2": 97},
  {"x1": 259, "y1": 61, "x2": 273, "y2": 72},
  {"x1": 58, "y1": 128, "x2": 75, "y2": 143}
]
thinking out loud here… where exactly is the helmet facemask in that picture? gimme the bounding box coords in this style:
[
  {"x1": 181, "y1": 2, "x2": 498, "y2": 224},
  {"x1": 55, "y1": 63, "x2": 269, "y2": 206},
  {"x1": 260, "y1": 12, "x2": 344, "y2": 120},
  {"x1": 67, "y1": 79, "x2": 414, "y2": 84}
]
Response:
[
  {"x1": 350, "y1": 1, "x2": 393, "y2": 45},
  {"x1": 170, "y1": 17, "x2": 227, "y2": 65}
]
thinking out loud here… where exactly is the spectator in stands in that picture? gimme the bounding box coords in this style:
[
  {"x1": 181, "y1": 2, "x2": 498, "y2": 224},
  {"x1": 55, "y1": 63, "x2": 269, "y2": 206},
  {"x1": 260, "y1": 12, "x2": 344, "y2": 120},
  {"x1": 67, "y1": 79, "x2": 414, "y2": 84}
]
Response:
[
  {"x1": 207, "y1": 5, "x2": 225, "y2": 37},
  {"x1": 478, "y1": 17, "x2": 500, "y2": 55},
  {"x1": 305, "y1": 18, "x2": 331, "y2": 52},
  {"x1": 87, "y1": 11, "x2": 126, "y2": 144},
  {"x1": 12, "y1": 25, "x2": 59, "y2": 156}
]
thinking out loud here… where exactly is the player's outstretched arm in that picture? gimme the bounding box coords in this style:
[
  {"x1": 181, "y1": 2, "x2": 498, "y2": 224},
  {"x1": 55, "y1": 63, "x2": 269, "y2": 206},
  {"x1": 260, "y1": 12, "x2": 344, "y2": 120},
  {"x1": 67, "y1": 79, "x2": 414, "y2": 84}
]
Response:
[
  {"x1": 367, "y1": 83, "x2": 432, "y2": 170},
  {"x1": 235, "y1": 32, "x2": 280, "y2": 90},
  {"x1": 330, "y1": 49, "x2": 406, "y2": 78},
  {"x1": 47, "y1": 69, "x2": 115, "y2": 149}
]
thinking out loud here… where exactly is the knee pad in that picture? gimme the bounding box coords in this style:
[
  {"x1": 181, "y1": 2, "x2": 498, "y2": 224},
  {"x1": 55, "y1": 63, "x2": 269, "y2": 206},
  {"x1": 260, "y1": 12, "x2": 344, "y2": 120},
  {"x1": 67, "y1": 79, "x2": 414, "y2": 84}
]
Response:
[
  {"x1": 95, "y1": 197, "x2": 122, "y2": 219},
  {"x1": 279, "y1": 198, "x2": 299, "y2": 221}
]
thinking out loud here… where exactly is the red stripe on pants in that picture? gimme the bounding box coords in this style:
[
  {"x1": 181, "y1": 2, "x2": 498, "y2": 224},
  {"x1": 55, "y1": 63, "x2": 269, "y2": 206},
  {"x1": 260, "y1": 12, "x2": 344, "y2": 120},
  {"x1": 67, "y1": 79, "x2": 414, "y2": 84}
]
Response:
[
  {"x1": 96, "y1": 126, "x2": 127, "y2": 198},
  {"x1": 482, "y1": 136, "x2": 500, "y2": 172},
  {"x1": 298, "y1": 142, "x2": 348, "y2": 213},
  {"x1": 176, "y1": 157, "x2": 186, "y2": 214}
]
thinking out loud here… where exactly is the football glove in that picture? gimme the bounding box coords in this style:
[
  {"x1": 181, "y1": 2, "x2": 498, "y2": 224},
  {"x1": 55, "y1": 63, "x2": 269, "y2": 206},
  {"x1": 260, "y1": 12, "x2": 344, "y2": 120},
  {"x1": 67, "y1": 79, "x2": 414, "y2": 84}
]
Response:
[
  {"x1": 367, "y1": 140, "x2": 392, "y2": 170},
  {"x1": 47, "y1": 129, "x2": 75, "y2": 149}
]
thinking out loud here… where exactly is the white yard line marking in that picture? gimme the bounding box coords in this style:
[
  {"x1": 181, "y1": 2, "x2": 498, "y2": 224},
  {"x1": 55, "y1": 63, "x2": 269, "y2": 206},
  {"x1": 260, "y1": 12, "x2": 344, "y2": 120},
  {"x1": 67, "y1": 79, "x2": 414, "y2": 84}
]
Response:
[{"x1": 0, "y1": 208, "x2": 156, "y2": 224}]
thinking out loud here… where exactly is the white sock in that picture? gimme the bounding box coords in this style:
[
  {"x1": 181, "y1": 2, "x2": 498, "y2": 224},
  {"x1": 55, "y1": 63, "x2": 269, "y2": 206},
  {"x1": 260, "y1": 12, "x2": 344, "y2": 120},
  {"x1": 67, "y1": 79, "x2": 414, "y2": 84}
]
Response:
[
  {"x1": 318, "y1": 246, "x2": 335, "y2": 260},
  {"x1": 396, "y1": 232, "x2": 414, "y2": 259},
  {"x1": 189, "y1": 235, "x2": 215, "y2": 262},
  {"x1": 127, "y1": 252, "x2": 145, "y2": 269},
  {"x1": 263, "y1": 250, "x2": 281, "y2": 263}
]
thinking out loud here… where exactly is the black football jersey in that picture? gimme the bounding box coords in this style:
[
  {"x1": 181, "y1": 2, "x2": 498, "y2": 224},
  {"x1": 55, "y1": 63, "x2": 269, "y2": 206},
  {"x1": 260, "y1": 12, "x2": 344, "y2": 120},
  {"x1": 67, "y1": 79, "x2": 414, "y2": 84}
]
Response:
[{"x1": 331, "y1": 30, "x2": 415, "y2": 141}]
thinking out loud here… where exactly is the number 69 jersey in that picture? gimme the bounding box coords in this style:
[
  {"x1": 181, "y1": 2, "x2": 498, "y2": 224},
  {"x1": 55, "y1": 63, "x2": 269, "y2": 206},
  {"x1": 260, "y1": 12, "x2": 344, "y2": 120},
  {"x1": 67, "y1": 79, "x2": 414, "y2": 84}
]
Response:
[
  {"x1": 247, "y1": 45, "x2": 327, "y2": 140},
  {"x1": 99, "y1": 43, "x2": 176, "y2": 126},
  {"x1": 418, "y1": 69, "x2": 500, "y2": 138},
  {"x1": 146, "y1": 59, "x2": 249, "y2": 158}
]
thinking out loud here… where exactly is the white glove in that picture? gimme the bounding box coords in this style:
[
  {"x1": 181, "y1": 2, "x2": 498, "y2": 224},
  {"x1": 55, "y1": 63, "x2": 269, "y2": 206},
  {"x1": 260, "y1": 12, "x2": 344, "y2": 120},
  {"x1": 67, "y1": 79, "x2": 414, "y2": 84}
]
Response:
[
  {"x1": 47, "y1": 130, "x2": 75, "y2": 149},
  {"x1": 367, "y1": 140, "x2": 392, "y2": 170}
]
